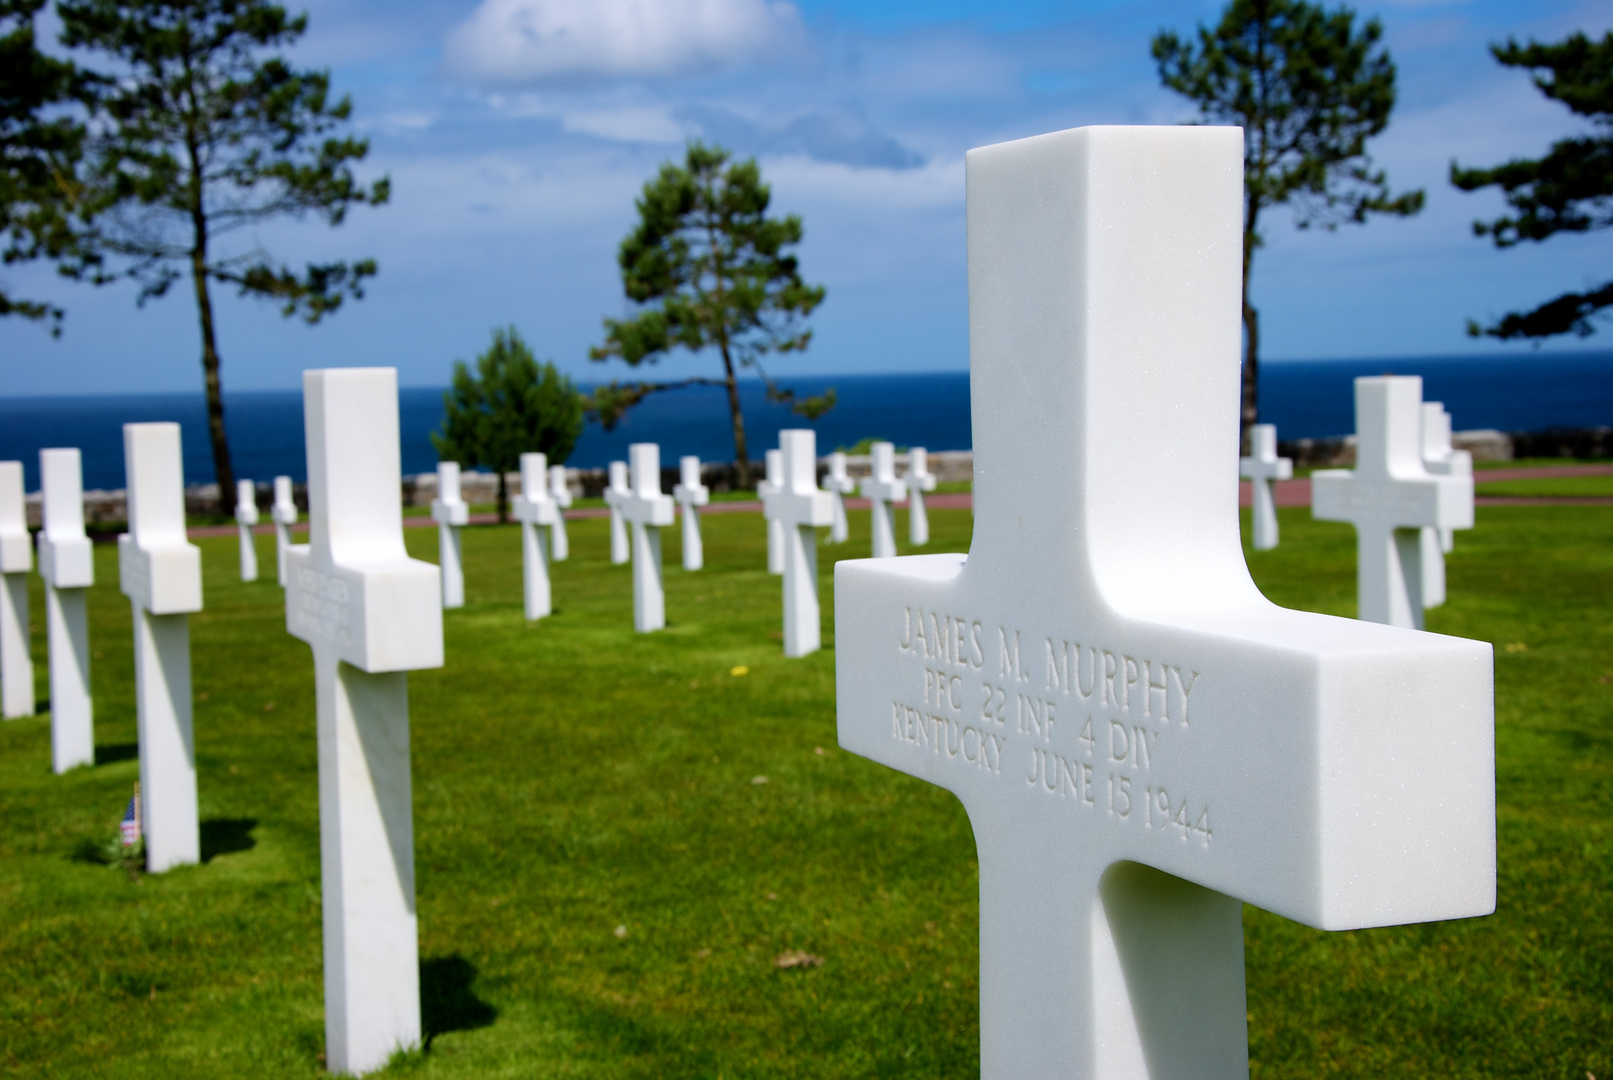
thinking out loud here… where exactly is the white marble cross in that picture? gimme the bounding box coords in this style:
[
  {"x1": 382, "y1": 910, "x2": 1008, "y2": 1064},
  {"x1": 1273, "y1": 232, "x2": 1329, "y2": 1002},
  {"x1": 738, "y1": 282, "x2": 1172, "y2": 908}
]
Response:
[
  {"x1": 271, "y1": 476, "x2": 298, "y2": 586},
  {"x1": 547, "y1": 465, "x2": 573, "y2": 561},
  {"x1": 1419, "y1": 401, "x2": 1472, "y2": 609},
  {"x1": 38, "y1": 448, "x2": 94, "y2": 771},
  {"x1": 1238, "y1": 423, "x2": 1292, "y2": 551},
  {"x1": 834, "y1": 125, "x2": 1495, "y2": 1080},
  {"x1": 858, "y1": 441, "x2": 906, "y2": 559},
  {"x1": 512, "y1": 452, "x2": 556, "y2": 620},
  {"x1": 823, "y1": 451, "x2": 856, "y2": 543},
  {"x1": 620, "y1": 443, "x2": 674, "y2": 632},
  {"x1": 759, "y1": 447, "x2": 784, "y2": 574},
  {"x1": 905, "y1": 446, "x2": 938, "y2": 545},
  {"x1": 603, "y1": 460, "x2": 630, "y2": 565},
  {"x1": 1312, "y1": 377, "x2": 1473, "y2": 629},
  {"x1": 0, "y1": 462, "x2": 33, "y2": 720},
  {"x1": 430, "y1": 461, "x2": 468, "y2": 609},
  {"x1": 285, "y1": 368, "x2": 443, "y2": 1077},
  {"x1": 672, "y1": 455, "x2": 709, "y2": 571},
  {"x1": 119, "y1": 423, "x2": 203, "y2": 872},
  {"x1": 762, "y1": 430, "x2": 832, "y2": 657},
  {"x1": 235, "y1": 479, "x2": 260, "y2": 582}
]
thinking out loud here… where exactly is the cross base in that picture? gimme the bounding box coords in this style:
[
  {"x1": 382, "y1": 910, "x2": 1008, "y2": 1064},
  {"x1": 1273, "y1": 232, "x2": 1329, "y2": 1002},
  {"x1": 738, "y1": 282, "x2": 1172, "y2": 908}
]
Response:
[
  {"x1": 132, "y1": 606, "x2": 197, "y2": 871},
  {"x1": 1, "y1": 571, "x2": 32, "y2": 719},
  {"x1": 315, "y1": 655, "x2": 420, "y2": 1075},
  {"x1": 47, "y1": 585, "x2": 92, "y2": 772}
]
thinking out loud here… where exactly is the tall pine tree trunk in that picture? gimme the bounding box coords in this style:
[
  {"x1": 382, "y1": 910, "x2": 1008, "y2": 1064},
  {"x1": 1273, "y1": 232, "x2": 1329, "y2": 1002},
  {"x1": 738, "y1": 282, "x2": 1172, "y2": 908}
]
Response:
[
  {"x1": 1240, "y1": 205, "x2": 1260, "y2": 456},
  {"x1": 720, "y1": 345, "x2": 751, "y2": 488},
  {"x1": 191, "y1": 242, "x2": 234, "y2": 515}
]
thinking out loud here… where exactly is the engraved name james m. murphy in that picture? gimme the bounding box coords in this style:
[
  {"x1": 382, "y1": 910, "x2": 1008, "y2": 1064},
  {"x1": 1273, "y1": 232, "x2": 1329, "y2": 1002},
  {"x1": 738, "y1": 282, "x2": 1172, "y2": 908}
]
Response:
[{"x1": 835, "y1": 125, "x2": 1495, "y2": 1080}]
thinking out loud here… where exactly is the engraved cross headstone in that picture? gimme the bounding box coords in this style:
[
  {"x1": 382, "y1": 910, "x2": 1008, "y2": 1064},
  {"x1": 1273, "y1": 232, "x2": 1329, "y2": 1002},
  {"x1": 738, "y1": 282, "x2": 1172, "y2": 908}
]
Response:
[
  {"x1": 1419, "y1": 401, "x2": 1471, "y2": 609},
  {"x1": 1237, "y1": 424, "x2": 1292, "y2": 551},
  {"x1": 547, "y1": 465, "x2": 573, "y2": 561},
  {"x1": 430, "y1": 461, "x2": 468, "y2": 609},
  {"x1": 834, "y1": 125, "x2": 1495, "y2": 1080},
  {"x1": 904, "y1": 446, "x2": 937, "y2": 545},
  {"x1": 119, "y1": 423, "x2": 203, "y2": 872},
  {"x1": 272, "y1": 475, "x2": 298, "y2": 586},
  {"x1": 858, "y1": 441, "x2": 905, "y2": 559},
  {"x1": 0, "y1": 462, "x2": 33, "y2": 720},
  {"x1": 512, "y1": 452, "x2": 556, "y2": 620},
  {"x1": 824, "y1": 450, "x2": 856, "y2": 543},
  {"x1": 759, "y1": 447, "x2": 784, "y2": 574},
  {"x1": 620, "y1": 443, "x2": 674, "y2": 632},
  {"x1": 285, "y1": 368, "x2": 443, "y2": 1076},
  {"x1": 673, "y1": 455, "x2": 709, "y2": 571},
  {"x1": 235, "y1": 478, "x2": 260, "y2": 582},
  {"x1": 1312, "y1": 377, "x2": 1473, "y2": 629},
  {"x1": 603, "y1": 460, "x2": 630, "y2": 565},
  {"x1": 761, "y1": 430, "x2": 832, "y2": 657},
  {"x1": 38, "y1": 448, "x2": 94, "y2": 771}
]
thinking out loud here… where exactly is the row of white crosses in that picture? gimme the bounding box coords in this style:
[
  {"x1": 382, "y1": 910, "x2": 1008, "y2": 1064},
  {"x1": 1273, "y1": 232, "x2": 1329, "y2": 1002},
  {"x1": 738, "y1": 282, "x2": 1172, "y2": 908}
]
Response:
[
  {"x1": 856, "y1": 441, "x2": 936, "y2": 558},
  {"x1": 231, "y1": 475, "x2": 301, "y2": 585},
  {"x1": 835, "y1": 124, "x2": 1494, "y2": 1078},
  {"x1": 1313, "y1": 378, "x2": 1474, "y2": 629}
]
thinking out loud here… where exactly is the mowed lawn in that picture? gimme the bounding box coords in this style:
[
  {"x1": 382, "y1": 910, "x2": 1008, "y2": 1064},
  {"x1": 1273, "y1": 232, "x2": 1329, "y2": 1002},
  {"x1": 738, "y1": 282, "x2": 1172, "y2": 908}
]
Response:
[{"x1": 0, "y1": 503, "x2": 1609, "y2": 1078}]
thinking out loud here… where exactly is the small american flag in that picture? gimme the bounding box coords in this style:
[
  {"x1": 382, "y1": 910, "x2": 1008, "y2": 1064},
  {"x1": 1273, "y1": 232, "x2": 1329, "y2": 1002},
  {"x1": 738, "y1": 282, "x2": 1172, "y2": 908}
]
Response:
[{"x1": 120, "y1": 786, "x2": 141, "y2": 847}]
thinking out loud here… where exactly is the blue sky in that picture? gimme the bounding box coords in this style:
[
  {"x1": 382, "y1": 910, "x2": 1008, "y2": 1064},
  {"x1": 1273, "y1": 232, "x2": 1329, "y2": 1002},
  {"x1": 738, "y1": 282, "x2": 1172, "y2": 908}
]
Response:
[{"x1": 1, "y1": 0, "x2": 1609, "y2": 396}]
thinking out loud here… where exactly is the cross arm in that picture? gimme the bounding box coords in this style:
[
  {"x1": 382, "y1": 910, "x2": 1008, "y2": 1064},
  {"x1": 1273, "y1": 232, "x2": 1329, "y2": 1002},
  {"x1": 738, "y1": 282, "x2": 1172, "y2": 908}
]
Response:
[
  {"x1": 835, "y1": 552, "x2": 1494, "y2": 932},
  {"x1": 119, "y1": 535, "x2": 202, "y2": 614},
  {"x1": 860, "y1": 476, "x2": 907, "y2": 502},
  {"x1": 513, "y1": 494, "x2": 557, "y2": 526},
  {"x1": 1312, "y1": 471, "x2": 1473, "y2": 530},
  {"x1": 674, "y1": 483, "x2": 710, "y2": 507},
  {"x1": 1238, "y1": 457, "x2": 1293, "y2": 481},
  {"x1": 287, "y1": 552, "x2": 442, "y2": 673}
]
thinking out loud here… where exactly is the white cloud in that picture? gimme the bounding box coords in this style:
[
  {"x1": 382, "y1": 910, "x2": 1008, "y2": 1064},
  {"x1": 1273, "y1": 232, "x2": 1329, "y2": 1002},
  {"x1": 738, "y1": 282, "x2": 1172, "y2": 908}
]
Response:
[
  {"x1": 444, "y1": 0, "x2": 804, "y2": 83},
  {"x1": 562, "y1": 106, "x2": 685, "y2": 143}
]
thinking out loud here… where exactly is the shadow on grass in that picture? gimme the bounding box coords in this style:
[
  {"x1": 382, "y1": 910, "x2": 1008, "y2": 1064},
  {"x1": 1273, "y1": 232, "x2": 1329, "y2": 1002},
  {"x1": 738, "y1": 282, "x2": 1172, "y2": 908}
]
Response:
[
  {"x1": 95, "y1": 742, "x2": 137, "y2": 765},
  {"x1": 422, "y1": 954, "x2": 497, "y2": 1049},
  {"x1": 200, "y1": 817, "x2": 257, "y2": 862},
  {"x1": 69, "y1": 837, "x2": 112, "y2": 865}
]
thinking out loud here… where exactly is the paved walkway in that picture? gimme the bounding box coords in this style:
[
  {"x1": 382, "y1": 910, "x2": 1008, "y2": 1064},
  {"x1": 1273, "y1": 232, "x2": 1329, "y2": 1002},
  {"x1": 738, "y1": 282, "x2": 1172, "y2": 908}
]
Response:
[
  {"x1": 182, "y1": 465, "x2": 1613, "y2": 539},
  {"x1": 1241, "y1": 462, "x2": 1613, "y2": 509}
]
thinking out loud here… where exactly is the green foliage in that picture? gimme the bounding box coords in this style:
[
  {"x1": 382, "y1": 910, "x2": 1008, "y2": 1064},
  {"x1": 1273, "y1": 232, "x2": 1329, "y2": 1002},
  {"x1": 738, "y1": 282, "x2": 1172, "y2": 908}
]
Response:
[
  {"x1": 1153, "y1": 0, "x2": 1422, "y2": 438},
  {"x1": 433, "y1": 327, "x2": 584, "y2": 523},
  {"x1": 57, "y1": 0, "x2": 389, "y2": 505},
  {"x1": 590, "y1": 141, "x2": 829, "y2": 487},
  {"x1": 836, "y1": 437, "x2": 904, "y2": 454},
  {"x1": 1, "y1": 506, "x2": 1611, "y2": 1076},
  {"x1": 0, "y1": 0, "x2": 92, "y2": 331},
  {"x1": 1451, "y1": 32, "x2": 1613, "y2": 340}
]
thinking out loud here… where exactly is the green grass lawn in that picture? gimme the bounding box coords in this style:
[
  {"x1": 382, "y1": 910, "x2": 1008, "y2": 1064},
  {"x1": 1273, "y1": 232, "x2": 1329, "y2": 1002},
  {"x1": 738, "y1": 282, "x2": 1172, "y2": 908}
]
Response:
[
  {"x1": 1, "y1": 504, "x2": 1609, "y2": 1078},
  {"x1": 1477, "y1": 474, "x2": 1613, "y2": 497}
]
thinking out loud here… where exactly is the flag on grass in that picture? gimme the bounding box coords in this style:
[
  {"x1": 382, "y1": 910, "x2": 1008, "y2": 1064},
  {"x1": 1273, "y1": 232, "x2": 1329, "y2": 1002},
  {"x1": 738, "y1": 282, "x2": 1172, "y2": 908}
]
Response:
[{"x1": 120, "y1": 785, "x2": 141, "y2": 848}]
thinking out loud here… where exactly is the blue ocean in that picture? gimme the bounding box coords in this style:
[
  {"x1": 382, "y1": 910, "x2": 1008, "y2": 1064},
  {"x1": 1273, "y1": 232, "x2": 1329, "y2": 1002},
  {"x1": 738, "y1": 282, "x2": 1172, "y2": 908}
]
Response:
[{"x1": 1, "y1": 351, "x2": 1610, "y2": 490}]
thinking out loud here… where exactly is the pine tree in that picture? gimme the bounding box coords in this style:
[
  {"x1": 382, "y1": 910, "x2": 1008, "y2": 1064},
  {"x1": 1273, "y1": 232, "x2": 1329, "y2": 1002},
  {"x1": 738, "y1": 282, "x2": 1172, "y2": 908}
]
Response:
[
  {"x1": 1153, "y1": 0, "x2": 1423, "y2": 446},
  {"x1": 1451, "y1": 31, "x2": 1613, "y2": 340},
  {"x1": 59, "y1": 0, "x2": 388, "y2": 508},
  {"x1": 590, "y1": 141, "x2": 829, "y2": 489},
  {"x1": 433, "y1": 328, "x2": 584, "y2": 524}
]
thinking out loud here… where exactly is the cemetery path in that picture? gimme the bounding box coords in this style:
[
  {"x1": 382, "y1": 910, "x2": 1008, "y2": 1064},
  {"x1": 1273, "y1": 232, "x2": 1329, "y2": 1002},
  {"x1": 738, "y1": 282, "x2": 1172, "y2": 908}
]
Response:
[{"x1": 1236, "y1": 463, "x2": 1613, "y2": 511}]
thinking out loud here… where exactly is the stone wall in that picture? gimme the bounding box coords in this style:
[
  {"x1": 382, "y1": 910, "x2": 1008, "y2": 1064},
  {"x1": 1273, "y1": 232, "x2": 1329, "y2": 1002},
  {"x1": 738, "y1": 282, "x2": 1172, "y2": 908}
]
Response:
[{"x1": 1278, "y1": 428, "x2": 1516, "y2": 469}]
